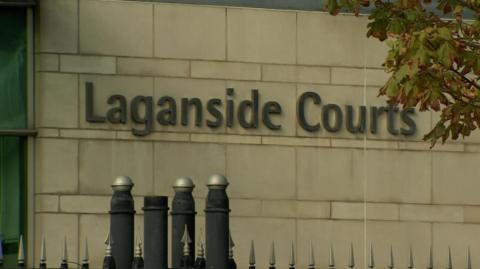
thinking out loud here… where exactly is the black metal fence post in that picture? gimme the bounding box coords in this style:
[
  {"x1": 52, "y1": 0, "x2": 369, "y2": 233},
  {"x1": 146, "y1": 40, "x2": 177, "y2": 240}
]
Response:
[
  {"x1": 205, "y1": 174, "x2": 230, "y2": 269},
  {"x1": 171, "y1": 177, "x2": 196, "y2": 268},
  {"x1": 109, "y1": 176, "x2": 135, "y2": 269},
  {"x1": 143, "y1": 196, "x2": 168, "y2": 269}
]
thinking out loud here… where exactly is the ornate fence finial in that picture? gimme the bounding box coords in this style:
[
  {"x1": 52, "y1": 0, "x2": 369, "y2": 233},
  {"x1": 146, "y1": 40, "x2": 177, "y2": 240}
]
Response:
[
  {"x1": 289, "y1": 241, "x2": 295, "y2": 269},
  {"x1": 348, "y1": 243, "x2": 355, "y2": 269},
  {"x1": 368, "y1": 244, "x2": 375, "y2": 269},
  {"x1": 228, "y1": 230, "x2": 235, "y2": 259},
  {"x1": 81, "y1": 238, "x2": 89, "y2": 269},
  {"x1": 39, "y1": 235, "x2": 47, "y2": 269},
  {"x1": 60, "y1": 236, "x2": 68, "y2": 269},
  {"x1": 388, "y1": 245, "x2": 394, "y2": 269},
  {"x1": 131, "y1": 237, "x2": 144, "y2": 269},
  {"x1": 329, "y1": 243, "x2": 335, "y2": 269},
  {"x1": 17, "y1": 234, "x2": 25, "y2": 268},
  {"x1": 181, "y1": 224, "x2": 193, "y2": 268},
  {"x1": 103, "y1": 233, "x2": 116, "y2": 269},
  {"x1": 408, "y1": 246, "x2": 414, "y2": 269},
  {"x1": 269, "y1": 241, "x2": 276, "y2": 269},
  {"x1": 248, "y1": 240, "x2": 256, "y2": 269},
  {"x1": 308, "y1": 241, "x2": 315, "y2": 269},
  {"x1": 447, "y1": 247, "x2": 453, "y2": 269},
  {"x1": 228, "y1": 231, "x2": 237, "y2": 269},
  {"x1": 197, "y1": 231, "x2": 205, "y2": 259},
  {"x1": 194, "y1": 231, "x2": 206, "y2": 269},
  {"x1": 181, "y1": 225, "x2": 192, "y2": 256}
]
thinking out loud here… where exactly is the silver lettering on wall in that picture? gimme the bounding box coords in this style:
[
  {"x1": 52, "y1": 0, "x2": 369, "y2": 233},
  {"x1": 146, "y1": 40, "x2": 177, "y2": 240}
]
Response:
[{"x1": 85, "y1": 82, "x2": 417, "y2": 136}]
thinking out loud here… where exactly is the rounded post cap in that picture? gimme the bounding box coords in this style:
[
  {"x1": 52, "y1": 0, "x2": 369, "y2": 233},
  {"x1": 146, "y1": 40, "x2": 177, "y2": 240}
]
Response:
[
  {"x1": 207, "y1": 174, "x2": 229, "y2": 189},
  {"x1": 173, "y1": 177, "x2": 195, "y2": 191},
  {"x1": 111, "y1": 176, "x2": 134, "y2": 191}
]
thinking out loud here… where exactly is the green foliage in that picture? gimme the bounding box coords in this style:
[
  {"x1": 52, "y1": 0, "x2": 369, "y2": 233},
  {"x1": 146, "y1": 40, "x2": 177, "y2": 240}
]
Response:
[{"x1": 324, "y1": 0, "x2": 480, "y2": 147}]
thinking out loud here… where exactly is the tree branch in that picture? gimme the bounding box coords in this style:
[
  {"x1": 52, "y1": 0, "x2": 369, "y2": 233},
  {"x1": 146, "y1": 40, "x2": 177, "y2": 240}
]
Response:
[{"x1": 450, "y1": 68, "x2": 480, "y2": 90}]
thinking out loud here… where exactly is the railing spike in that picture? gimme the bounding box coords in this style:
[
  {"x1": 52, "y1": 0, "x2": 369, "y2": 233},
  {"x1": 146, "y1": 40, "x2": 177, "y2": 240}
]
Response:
[
  {"x1": 289, "y1": 241, "x2": 295, "y2": 269},
  {"x1": 248, "y1": 240, "x2": 256, "y2": 269},
  {"x1": 81, "y1": 238, "x2": 89, "y2": 269},
  {"x1": 132, "y1": 236, "x2": 144, "y2": 269},
  {"x1": 197, "y1": 235, "x2": 205, "y2": 259},
  {"x1": 181, "y1": 224, "x2": 192, "y2": 257},
  {"x1": 134, "y1": 240, "x2": 143, "y2": 258},
  {"x1": 447, "y1": 247, "x2": 453, "y2": 269},
  {"x1": 427, "y1": 246, "x2": 433, "y2": 269},
  {"x1": 269, "y1": 241, "x2": 276, "y2": 269},
  {"x1": 62, "y1": 236, "x2": 68, "y2": 261},
  {"x1": 103, "y1": 233, "x2": 115, "y2": 269},
  {"x1": 60, "y1": 236, "x2": 68, "y2": 269},
  {"x1": 368, "y1": 243, "x2": 375, "y2": 269},
  {"x1": 17, "y1": 234, "x2": 25, "y2": 268},
  {"x1": 194, "y1": 230, "x2": 206, "y2": 269},
  {"x1": 40, "y1": 235, "x2": 47, "y2": 266},
  {"x1": 348, "y1": 243, "x2": 355, "y2": 269},
  {"x1": 467, "y1": 247, "x2": 472, "y2": 269},
  {"x1": 83, "y1": 237, "x2": 89, "y2": 262},
  {"x1": 228, "y1": 230, "x2": 235, "y2": 259},
  {"x1": 308, "y1": 241, "x2": 315, "y2": 269},
  {"x1": 227, "y1": 230, "x2": 237, "y2": 269},
  {"x1": 408, "y1": 245, "x2": 414, "y2": 269},
  {"x1": 388, "y1": 245, "x2": 394, "y2": 269},
  {"x1": 106, "y1": 233, "x2": 113, "y2": 257},
  {"x1": 329, "y1": 243, "x2": 335, "y2": 269}
]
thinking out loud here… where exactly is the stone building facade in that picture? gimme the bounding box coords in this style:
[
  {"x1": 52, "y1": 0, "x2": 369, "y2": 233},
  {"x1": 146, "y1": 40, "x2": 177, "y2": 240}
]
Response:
[{"x1": 29, "y1": 0, "x2": 480, "y2": 268}]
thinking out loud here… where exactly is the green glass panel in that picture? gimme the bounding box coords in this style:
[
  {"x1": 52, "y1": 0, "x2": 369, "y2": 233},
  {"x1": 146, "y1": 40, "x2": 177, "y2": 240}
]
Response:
[
  {"x1": 0, "y1": 7, "x2": 27, "y2": 267},
  {"x1": 0, "y1": 136, "x2": 25, "y2": 267},
  {"x1": 0, "y1": 7, "x2": 27, "y2": 129}
]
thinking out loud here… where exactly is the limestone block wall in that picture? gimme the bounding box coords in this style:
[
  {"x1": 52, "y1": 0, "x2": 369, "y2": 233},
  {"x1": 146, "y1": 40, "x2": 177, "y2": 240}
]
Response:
[{"x1": 34, "y1": 0, "x2": 480, "y2": 268}]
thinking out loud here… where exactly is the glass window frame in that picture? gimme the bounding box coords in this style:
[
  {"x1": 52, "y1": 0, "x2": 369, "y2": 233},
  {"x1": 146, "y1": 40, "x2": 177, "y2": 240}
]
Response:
[{"x1": 0, "y1": 3, "x2": 35, "y2": 267}]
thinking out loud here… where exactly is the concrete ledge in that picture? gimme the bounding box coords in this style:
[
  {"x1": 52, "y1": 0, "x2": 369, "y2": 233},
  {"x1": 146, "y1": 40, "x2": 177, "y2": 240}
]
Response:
[
  {"x1": 331, "y1": 67, "x2": 388, "y2": 86},
  {"x1": 37, "y1": 128, "x2": 60, "y2": 138},
  {"x1": 117, "y1": 131, "x2": 190, "y2": 142},
  {"x1": 399, "y1": 204, "x2": 464, "y2": 223},
  {"x1": 36, "y1": 53, "x2": 59, "y2": 72},
  {"x1": 191, "y1": 133, "x2": 261, "y2": 144},
  {"x1": 463, "y1": 206, "x2": 480, "y2": 223},
  {"x1": 262, "y1": 64, "x2": 330, "y2": 84},
  {"x1": 60, "y1": 55, "x2": 116, "y2": 74},
  {"x1": 191, "y1": 61, "x2": 261, "y2": 80},
  {"x1": 60, "y1": 129, "x2": 116, "y2": 139},
  {"x1": 231, "y1": 199, "x2": 262, "y2": 217},
  {"x1": 331, "y1": 202, "x2": 399, "y2": 221},
  {"x1": 262, "y1": 200, "x2": 330, "y2": 218},
  {"x1": 117, "y1": 57, "x2": 189, "y2": 77},
  {"x1": 60, "y1": 195, "x2": 110, "y2": 214},
  {"x1": 399, "y1": 141, "x2": 465, "y2": 152},
  {"x1": 35, "y1": 195, "x2": 59, "y2": 213},
  {"x1": 262, "y1": 136, "x2": 330, "y2": 147}
]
